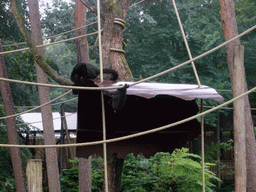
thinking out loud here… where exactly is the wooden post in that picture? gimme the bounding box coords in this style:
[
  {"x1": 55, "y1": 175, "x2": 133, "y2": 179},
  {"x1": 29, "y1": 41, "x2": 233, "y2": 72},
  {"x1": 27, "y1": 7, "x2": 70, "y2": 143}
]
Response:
[
  {"x1": 79, "y1": 157, "x2": 92, "y2": 192},
  {"x1": 26, "y1": 159, "x2": 43, "y2": 192},
  {"x1": 60, "y1": 104, "x2": 75, "y2": 160},
  {"x1": 233, "y1": 45, "x2": 247, "y2": 191}
]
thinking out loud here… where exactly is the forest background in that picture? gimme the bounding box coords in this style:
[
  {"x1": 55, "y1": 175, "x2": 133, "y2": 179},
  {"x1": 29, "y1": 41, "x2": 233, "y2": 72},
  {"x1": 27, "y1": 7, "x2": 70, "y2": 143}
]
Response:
[{"x1": 0, "y1": 0, "x2": 256, "y2": 191}]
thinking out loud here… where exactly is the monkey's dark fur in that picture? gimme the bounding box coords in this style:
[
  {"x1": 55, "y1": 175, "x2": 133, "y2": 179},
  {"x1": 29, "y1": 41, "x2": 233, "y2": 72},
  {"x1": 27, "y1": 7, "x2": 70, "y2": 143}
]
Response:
[
  {"x1": 104, "y1": 84, "x2": 129, "y2": 112},
  {"x1": 71, "y1": 63, "x2": 118, "y2": 85},
  {"x1": 71, "y1": 63, "x2": 128, "y2": 111}
]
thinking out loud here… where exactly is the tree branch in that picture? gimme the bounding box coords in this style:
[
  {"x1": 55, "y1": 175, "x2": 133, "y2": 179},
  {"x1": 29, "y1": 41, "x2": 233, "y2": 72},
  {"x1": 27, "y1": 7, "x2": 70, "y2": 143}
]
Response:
[
  {"x1": 9, "y1": 0, "x2": 73, "y2": 86},
  {"x1": 79, "y1": 0, "x2": 105, "y2": 20}
]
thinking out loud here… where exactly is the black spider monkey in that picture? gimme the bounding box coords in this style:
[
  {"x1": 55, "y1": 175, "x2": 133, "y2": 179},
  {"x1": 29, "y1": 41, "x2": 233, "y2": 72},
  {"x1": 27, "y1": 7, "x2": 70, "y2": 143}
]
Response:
[
  {"x1": 71, "y1": 62, "x2": 129, "y2": 112},
  {"x1": 71, "y1": 63, "x2": 118, "y2": 85}
]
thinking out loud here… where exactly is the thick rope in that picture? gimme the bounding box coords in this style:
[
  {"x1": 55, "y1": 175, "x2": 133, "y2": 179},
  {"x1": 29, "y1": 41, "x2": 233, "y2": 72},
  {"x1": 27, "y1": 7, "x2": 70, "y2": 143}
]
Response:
[
  {"x1": 0, "y1": 77, "x2": 121, "y2": 90},
  {"x1": 110, "y1": 48, "x2": 126, "y2": 54},
  {"x1": 0, "y1": 24, "x2": 255, "y2": 90},
  {"x1": 0, "y1": 30, "x2": 100, "y2": 55},
  {"x1": 1, "y1": 85, "x2": 256, "y2": 148},
  {"x1": 130, "y1": 24, "x2": 256, "y2": 86},
  {"x1": 201, "y1": 99, "x2": 205, "y2": 192},
  {"x1": 172, "y1": 0, "x2": 201, "y2": 87},
  {"x1": 2, "y1": 21, "x2": 98, "y2": 48},
  {"x1": 96, "y1": 0, "x2": 108, "y2": 190},
  {"x1": 0, "y1": 97, "x2": 77, "y2": 109},
  {"x1": 0, "y1": 24, "x2": 255, "y2": 91},
  {"x1": 0, "y1": 90, "x2": 72, "y2": 120},
  {"x1": 0, "y1": 113, "x2": 75, "y2": 128}
]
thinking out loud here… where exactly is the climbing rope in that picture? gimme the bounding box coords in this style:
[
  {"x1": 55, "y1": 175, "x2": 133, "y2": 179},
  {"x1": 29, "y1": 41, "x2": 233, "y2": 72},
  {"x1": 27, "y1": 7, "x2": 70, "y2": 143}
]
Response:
[
  {"x1": 0, "y1": 90, "x2": 72, "y2": 120},
  {"x1": 130, "y1": 24, "x2": 256, "y2": 86},
  {"x1": 172, "y1": 0, "x2": 201, "y2": 87},
  {"x1": 0, "y1": 84, "x2": 255, "y2": 148},
  {"x1": 0, "y1": 97, "x2": 77, "y2": 109},
  {"x1": 201, "y1": 99, "x2": 205, "y2": 192},
  {"x1": 0, "y1": 24, "x2": 255, "y2": 92},
  {"x1": 96, "y1": 0, "x2": 108, "y2": 190},
  {"x1": 0, "y1": 30, "x2": 100, "y2": 55},
  {"x1": 2, "y1": 21, "x2": 98, "y2": 48},
  {"x1": 0, "y1": 113, "x2": 76, "y2": 128}
]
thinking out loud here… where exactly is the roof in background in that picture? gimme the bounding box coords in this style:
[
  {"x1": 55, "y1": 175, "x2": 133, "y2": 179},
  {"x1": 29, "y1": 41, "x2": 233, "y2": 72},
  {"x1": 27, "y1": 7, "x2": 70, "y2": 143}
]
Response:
[{"x1": 20, "y1": 112, "x2": 77, "y2": 131}]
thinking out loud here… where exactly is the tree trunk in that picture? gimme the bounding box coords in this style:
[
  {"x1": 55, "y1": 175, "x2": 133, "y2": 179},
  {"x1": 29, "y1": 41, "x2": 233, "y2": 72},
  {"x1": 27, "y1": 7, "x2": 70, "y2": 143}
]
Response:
[
  {"x1": 101, "y1": 0, "x2": 134, "y2": 80},
  {"x1": 79, "y1": 157, "x2": 92, "y2": 192},
  {"x1": 75, "y1": 1, "x2": 92, "y2": 191},
  {"x1": 219, "y1": 0, "x2": 256, "y2": 191},
  {"x1": 233, "y1": 45, "x2": 246, "y2": 191},
  {"x1": 103, "y1": 153, "x2": 124, "y2": 192},
  {"x1": 27, "y1": 0, "x2": 61, "y2": 191},
  {"x1": 75, "y1": 0, "x2": 89, "y2": 63},
  {"x1": 0, "y1": 42, "x2": 27, "y2": 192}
]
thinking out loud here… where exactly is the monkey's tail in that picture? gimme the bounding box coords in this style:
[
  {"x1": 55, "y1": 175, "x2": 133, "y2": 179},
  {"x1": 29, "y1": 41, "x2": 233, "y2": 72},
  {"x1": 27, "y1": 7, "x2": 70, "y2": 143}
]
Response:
[{"x1": 103, "y1": 68, "x2": 119, "y2": 80}]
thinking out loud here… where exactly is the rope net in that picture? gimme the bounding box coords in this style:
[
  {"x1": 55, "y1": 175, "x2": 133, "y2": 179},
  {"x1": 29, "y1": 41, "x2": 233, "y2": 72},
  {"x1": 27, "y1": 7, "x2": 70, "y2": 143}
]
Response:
[{"x1": 1, "y1": 2, "x2": 255, "y2": 191}]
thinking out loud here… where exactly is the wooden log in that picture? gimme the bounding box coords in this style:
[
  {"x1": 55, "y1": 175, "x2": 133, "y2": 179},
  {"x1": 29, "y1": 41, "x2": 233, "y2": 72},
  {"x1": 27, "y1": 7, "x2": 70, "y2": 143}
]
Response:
[{"x1": 26, "y1": 159, "x2": 43, "y2": 192}]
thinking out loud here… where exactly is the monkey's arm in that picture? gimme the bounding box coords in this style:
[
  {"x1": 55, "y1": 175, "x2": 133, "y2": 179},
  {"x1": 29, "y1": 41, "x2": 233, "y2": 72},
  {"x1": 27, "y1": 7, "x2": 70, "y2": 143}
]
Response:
[{"x1": 104, "y1": 84, "x2": 129, "y2": 112}]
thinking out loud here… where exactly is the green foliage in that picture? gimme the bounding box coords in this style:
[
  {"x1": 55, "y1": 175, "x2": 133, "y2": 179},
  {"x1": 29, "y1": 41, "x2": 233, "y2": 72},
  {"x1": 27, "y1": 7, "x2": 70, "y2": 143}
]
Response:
[
  {"x1": 121, "y1": 148, "x2": 220, "y2": 192},
  {"x1": 60, "y1": 157, "x2": 104, "y2": 192},
  {"x1": 59, "y1": 149, "x2": 220, "y2": 191},
  {"x1": 60, "y1": 158, "x2": 79, "y2": 192},
  {"x1": 205, "y1": 139, "x2": 234, "y2": 163}
]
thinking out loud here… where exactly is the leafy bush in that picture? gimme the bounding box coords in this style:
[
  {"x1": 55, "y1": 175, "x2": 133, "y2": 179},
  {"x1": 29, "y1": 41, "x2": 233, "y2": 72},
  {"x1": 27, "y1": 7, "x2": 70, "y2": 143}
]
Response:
[
  {"x1": 60, "y1": 148, "x2": 220, "y2": 191},
  {"x1": 121, "y1": 148, "x2": 220, "y2": 192},
  {"x1": 60, "y1": 157, "x2": 104, "y2": 192}
]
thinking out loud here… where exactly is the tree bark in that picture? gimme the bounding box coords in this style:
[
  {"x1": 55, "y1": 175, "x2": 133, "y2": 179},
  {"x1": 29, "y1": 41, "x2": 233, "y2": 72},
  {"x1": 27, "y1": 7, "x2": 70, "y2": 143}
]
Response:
[
  {"x1": 103, "y1": 153, "x2": 124, "y2": 192},
  {"x1": 27, "y1": 0, "x2": 61, "y2": 191},
  {"x1": 233, "y1": 45, "x2": 246, "y2": 191},
  {"x1": 101, "y1": 0, "x2": 134, "y2": 80},
  {"x1": 75, "y1": 0, "x2": 90, "y2": 63},
  {"x1": 110, "y1": 0, "x2": 134, "y2": 80},
  {"x1": 0, "y1": 42, "x2": 27, "y2": 192},
  {"x1": 75, "y1": 1, "x2": 92, "y2": 191},
  {"x1": 79, "y1": 157, "x2": 92, "y2": 192},
  {"x1": 9, "y1": 0, "x2": 72, "y2": 86},
  {"x1": 219, "y1": 0, "x2": 256, "y2": 191}
]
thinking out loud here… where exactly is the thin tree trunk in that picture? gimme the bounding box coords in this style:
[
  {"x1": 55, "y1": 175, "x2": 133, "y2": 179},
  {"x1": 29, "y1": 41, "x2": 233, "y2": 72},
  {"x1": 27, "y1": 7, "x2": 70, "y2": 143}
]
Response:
[
  {"x1": 75, "y1": 0, "x2": 89, "y2": 63},
  {"x1": 103, "y1": 153, "x2": 124, "y2": 192},
  {"x1": 75, "y1": 1, "x2": 91, "y2": 191},
  {"x1": 27, "y1": 0, "x2": 61, "y2": 191},
  {"x1": 219, "y1": 0, "x2": 256, "y2": 191},
  {"x1": 0, "y1": 42, "x2": 27, "y2": 192},
  {"x1": 79, "y1": 157, "x2": 92, "y2": 192},
  {"x1": 233, "y1": 45, "x2": 246, "y2": 191}
]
